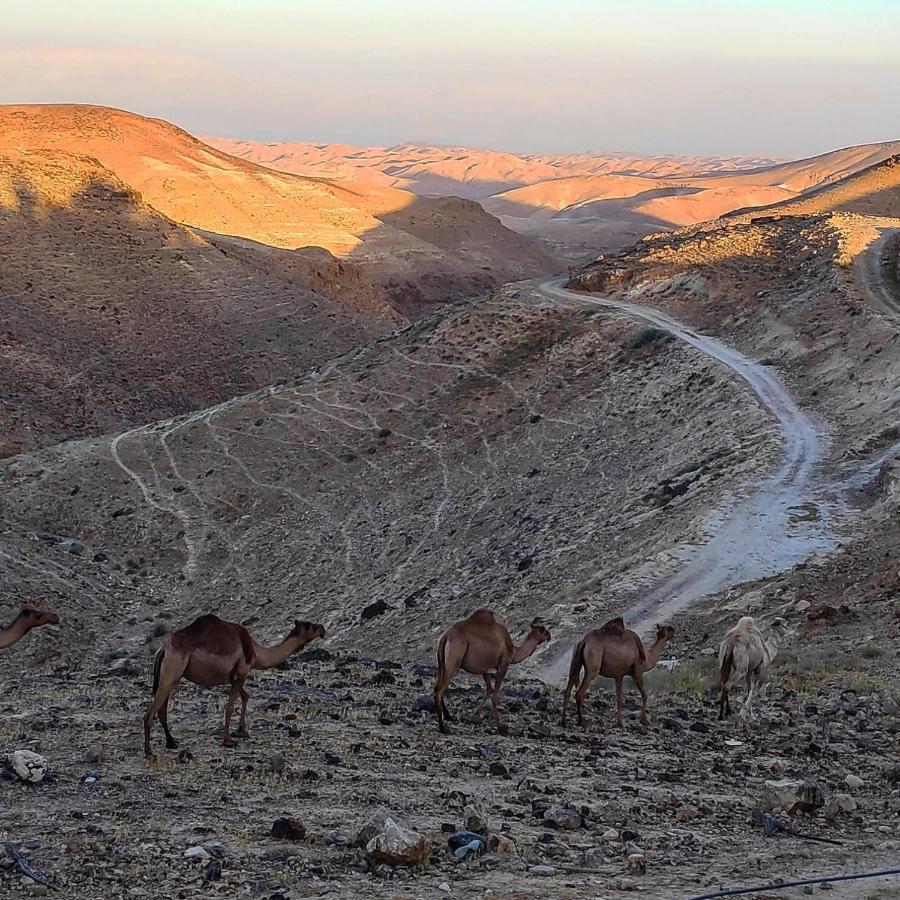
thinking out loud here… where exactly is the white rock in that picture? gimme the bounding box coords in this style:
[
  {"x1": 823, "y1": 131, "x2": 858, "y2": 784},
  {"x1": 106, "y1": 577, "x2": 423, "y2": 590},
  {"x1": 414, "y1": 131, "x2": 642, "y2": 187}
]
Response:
[
  {"x1": 600, "y1": 828, "x2": 620, "y2": 843},
  {"x1": 365, "y1": 817, "x2": 428, "y2": 867},
  {"x1": 11, "y1": 750, "x2": 47, "y2": 784},
  {"x1": 183, "y1": 846, "x2": 211, "y2": 862},
  {"x1": 529, "y1": 865, "x2": 556, "y2": 877},
  {"x1": 438, "y1": 883, "x2": 451, "y2": 894},
  {"x1": 795, "y1": 599, "x2": 811, "y2": 611},
  {"x1": 844, "y1": 774, "x2": 864, "y2": 791}
]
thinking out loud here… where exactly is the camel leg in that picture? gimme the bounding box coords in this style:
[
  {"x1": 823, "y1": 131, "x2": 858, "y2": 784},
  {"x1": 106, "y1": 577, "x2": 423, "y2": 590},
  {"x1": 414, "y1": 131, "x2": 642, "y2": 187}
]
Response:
[
  {"x1": 718, "y1": 682, "x2": 730, "y2": 720},
  {"x1": 473, "y1": 674, "x2": 492, "y2": 722},
  {"x1": 739, "y1": 670, "x2": 756, "y2": 721},
  {"x1": 634, "y1": 671, "x2": 649, "y2": 726},
  {"x1": 143, "y1": 652, "x2": 187, "y2": 757},
  {"x1": 158, "y1": 696, "x2": 178, "y2": 750},
  {"x1": 223, "y1": 667, "x2": 248, "y2": 747},
  {"x1": 235, "y1": 684, "x2": 250, "y2": 738},
  {"x1": 613, "y1": 677, "x2": 625, "y2": 727},
  {"x1": 490, "y1": 663, "x2": 509, "y2": 733},
  {"x1": 435, "y1": 647, "x2": 465, "y2": 734},
  {"x1": 574, "y1": 665, "x2": 598, "y2": 729},
  {"x1": 560, "y1": 668, "x2": 580, "y2": 727}
]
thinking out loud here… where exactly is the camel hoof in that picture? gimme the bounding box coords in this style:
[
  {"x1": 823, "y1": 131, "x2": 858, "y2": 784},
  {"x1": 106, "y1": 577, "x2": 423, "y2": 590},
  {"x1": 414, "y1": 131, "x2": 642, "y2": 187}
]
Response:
[
  {"x1": 165, "y1": 739, "x2": 179, "y2": 750},
  {"x1": 235, "y1": 728, "x2": 250, "y2": 739},
  {"x1": 439, "y1": 724, "x2": 451, "y2": 735},
  {"x1": 222, "y1": 737, "x2": 236, "y2": 748}
]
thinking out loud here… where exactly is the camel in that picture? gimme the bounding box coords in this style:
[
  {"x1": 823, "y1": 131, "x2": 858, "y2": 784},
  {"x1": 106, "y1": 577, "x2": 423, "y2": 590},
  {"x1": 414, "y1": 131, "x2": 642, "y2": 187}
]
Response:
[
  {"x1": 0, "y1": 604, "x2": 60, "y2": 650},
  {"x1": 143, "y1": 614, "x2": 325, "y2": 756},
  {"x1": 717, "y1": 616, "x2": 787, "y2": 721},
  {"x1": 560, "y1": 617, "x2": 675, "y2": 728},
  {"x1": 433, "y1": 609, "x2": 551, "y2": 734}
]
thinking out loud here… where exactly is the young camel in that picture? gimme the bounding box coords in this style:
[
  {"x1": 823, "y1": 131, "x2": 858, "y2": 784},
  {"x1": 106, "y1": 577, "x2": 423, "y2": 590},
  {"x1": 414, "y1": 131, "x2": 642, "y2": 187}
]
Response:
[
  {"x1": 717, "y1": 616, "x2": 787, "y2": 721},
  {"x1": 434, "y1": 609, "x2": 551, "y2": 734},
  {"x1": 143, "y1": 614, "x2": 325, "y2": 756},
  {"x1": 0, "y1": 605, "x2": 60, "y2": 650},
  {"x1": 560, "y1": 618, "x2": 676, "y2": 728}
]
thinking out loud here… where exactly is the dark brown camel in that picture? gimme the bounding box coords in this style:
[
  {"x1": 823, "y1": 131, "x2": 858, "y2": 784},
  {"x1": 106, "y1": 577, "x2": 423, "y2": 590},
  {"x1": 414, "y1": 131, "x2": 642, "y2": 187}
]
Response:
[
  {"x1": 561, "y1": 618, "x2": 675, "y2": 728},
  {"x1": 0, "y1": 604, "x2": 60, "y2": 650},
  {"x1": 143, "y1": 614, "x2": 324, "y2": 755},
  {"x1": 434, "y1": 609, "x2": 550, "y2": 734}
]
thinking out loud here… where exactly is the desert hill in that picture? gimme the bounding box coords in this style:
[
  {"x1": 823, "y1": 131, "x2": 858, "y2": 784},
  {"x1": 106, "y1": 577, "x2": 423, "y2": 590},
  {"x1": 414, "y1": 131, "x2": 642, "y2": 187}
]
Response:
[
  {"x1": 0, "y1": 148, "x2": 401, "y2": 457},
  {"x1": 0, "y1": 105, "x2": 556, "y2": 312},
  {"x1": 211, "y1": 132, "x2": 900, "y2": 260}
]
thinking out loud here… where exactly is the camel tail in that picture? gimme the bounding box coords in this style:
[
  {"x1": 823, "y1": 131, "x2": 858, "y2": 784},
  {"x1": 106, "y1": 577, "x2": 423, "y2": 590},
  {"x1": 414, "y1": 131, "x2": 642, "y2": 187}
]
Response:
[
  {"x1": 152, "y1": 648, "x2": 163, "y2": 695},
  {"x1": 436, "y1": 633, "x2": 448, "y2": 684},
  {"x1": 718, "y1": 639, "x2": 735, "y2": 687},
  {"x1": 567, "y1": 637, "x2": 586, "y2": 686}
]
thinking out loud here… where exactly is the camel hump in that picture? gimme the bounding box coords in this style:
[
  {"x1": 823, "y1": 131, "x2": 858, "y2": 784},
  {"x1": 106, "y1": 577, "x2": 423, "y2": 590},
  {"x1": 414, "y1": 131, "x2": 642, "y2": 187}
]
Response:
[
  {"x1": 465, "y1": 609, "x2": 496, "y2": 626},
  {"x1": 600, "y1": 616, "x2": 626, "y2": 635}
]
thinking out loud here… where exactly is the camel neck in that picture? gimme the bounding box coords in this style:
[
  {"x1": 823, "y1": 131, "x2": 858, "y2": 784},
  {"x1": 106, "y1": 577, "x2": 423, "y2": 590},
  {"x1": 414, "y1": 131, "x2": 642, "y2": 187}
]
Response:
[
  {"x1": 0, "y1": 619, "x2": 29, "y2": 650},
  {"x1": 512, "y1": 636, "x2": 539, "y2": 664},
  {"x1": 252, "y1": 634, "x2": 312, "y2": 669},
  {"x1": 644, "y1": 636, "x2": 670, "y2": 669}
]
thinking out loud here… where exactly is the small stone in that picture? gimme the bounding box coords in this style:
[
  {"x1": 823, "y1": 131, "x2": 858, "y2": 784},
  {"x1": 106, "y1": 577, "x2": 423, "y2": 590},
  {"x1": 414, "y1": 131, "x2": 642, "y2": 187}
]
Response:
[
  {"x1": 844, "y1": 774, "x2": 864, "y2": 791},
  {"x1": 10, "y1": 750, "x2": 47, "y2": 784},
  {"x1": 271, "y1": 817, "x2": 305, "y2": 841},
  {"x1": 529, "y1": 865, "x2": 556, "y2": 877},
  {"x1": 184, "y1": 846, "x2": 211, "y2": 862},
  {"x1": 489, "y1": 762, "x2": 508, "y2": 778},
  {"x1": 600, "y1": 828, "x2": 620, "y2": 843},
  {"x1": 795, "y1": 599, "x2": 811, "y2": 611},
  {"x1": 543, "y1": 805, "x2": 582, "y2": 830},
  {"x1": 85, "y1": 745, "x2": 105, "y2": 766},
  {"x1": 628, "y1": 852, "x2": 646, "y2": 875},
  {"x1": 675, "y1": 804, "x2": 699, "y2": 822},
  {"x1": 439, "y1": 883, "x2": 451, "y2": 894},
  {"x1": 884, "y1": 697, "x2": 899, "y2": 715},
  {"x1": 651, "y1": 788, "x2": 679, "y2": 807}
]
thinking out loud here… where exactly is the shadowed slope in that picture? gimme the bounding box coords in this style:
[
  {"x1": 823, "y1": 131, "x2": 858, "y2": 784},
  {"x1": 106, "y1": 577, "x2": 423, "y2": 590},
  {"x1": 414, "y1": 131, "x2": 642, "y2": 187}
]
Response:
[{"x1": 0, "y1": 149, "x2": 400, "y2": 456}]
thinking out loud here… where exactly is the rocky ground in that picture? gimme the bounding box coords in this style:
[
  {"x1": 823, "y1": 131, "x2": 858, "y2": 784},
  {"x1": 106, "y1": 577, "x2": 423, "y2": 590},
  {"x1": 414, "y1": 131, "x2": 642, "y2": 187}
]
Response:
[{"x1": 1, "y1": 612, "x2": 899, "y2": 899}]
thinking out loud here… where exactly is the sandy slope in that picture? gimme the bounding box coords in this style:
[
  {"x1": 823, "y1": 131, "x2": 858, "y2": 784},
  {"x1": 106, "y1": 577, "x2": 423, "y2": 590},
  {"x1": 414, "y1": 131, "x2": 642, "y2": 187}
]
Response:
[
  {"x1": 0, "y1": 105, "x2": 556, "y2": 311},
  {"x1": 0, "y1": 148, "x2": 400, "y2": 457}
]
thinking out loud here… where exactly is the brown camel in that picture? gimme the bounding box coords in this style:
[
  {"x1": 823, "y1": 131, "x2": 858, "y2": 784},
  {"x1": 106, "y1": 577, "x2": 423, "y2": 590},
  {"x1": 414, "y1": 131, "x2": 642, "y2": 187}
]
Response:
[
  {"x1": 143, "y1": 614, "x2": 325, "y2": 756},
  {"x1": 560, "y1": 618, "x2": 675, "y2": 728},
  {"x1": 0, "y1": 604, "x2": 60, "y2": 650},
  {"x1": 434, "y1": 609, "x2": 551, "y2": 734}
]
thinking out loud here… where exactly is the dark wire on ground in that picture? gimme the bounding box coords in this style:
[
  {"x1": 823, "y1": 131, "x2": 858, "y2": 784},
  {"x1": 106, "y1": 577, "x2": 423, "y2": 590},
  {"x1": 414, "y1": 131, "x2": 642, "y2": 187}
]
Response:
[{"x1": 688, "y1": 866, "x2": 900, "y2": 900}]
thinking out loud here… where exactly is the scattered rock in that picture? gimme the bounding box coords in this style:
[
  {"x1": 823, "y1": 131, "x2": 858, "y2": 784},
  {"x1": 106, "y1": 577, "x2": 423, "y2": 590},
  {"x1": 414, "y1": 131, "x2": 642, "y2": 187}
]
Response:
[
  {"x1": 628, "y1": 852, "x2": 646, "y2": 875},
  {"x1": 844, "y1": 773, "x2": 864, "y2": 791},
  {"x1": 360, "y1": 599, "x2": 390, "y2": 621},
  {"x1": 529, "y1": 864, "x2": 556, "y2": 877},
  {"x1": 10, "y1": 751, "x2": 47, "y2": 784},
  {"x1": 543, "y1": 805, "x2": 583, "y2": 830},
  {"x1": 184, "y1": 846, "x2": 211, "y2": 862},
  {"x1": 271, "y1": 818, "x2": 305, "y2": 841},
  {"x1": 365, "y1": 817, "x2": 429, "y2": 867},
  {"x1": 675, "y1": 804, "x2": 699, "y2": 822},
  {"x1": 764, "y1": 779, "x2": 824, "y2": 815}
]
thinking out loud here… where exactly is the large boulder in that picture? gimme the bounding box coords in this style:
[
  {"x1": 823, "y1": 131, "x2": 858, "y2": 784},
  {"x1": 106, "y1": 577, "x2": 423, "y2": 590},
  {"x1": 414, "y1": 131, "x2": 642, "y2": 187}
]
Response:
[
  {"x1": 763, "y1": 779, "x2": 824, "y2": 815},
  {"x1": 10, "y1": 750, "x2": 48, "y2": 784},
  {"x1": 364, "y1": 816, "x2": 429, "y2": 867}
]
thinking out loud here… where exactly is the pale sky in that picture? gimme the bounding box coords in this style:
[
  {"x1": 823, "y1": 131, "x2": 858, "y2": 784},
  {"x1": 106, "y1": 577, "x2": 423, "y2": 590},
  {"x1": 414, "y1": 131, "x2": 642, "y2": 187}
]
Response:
[{"x1": 3, "y1": 0, "x2": 899, "y2": 157}]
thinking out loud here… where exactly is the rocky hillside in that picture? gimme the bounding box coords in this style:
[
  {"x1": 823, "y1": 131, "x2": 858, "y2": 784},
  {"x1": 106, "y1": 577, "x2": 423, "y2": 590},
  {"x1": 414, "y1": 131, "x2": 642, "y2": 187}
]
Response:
[
  {"x1": 0, "y1": 149, "x2": 400, "y2": 458},
  {"x1": 0, "y1": 105, "x2": 557, "y2": 313}
]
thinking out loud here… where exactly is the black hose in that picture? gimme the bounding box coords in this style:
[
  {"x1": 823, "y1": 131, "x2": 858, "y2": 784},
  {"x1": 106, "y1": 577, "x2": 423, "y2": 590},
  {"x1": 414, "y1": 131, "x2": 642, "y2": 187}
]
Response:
[{"x1": 688, "y1": 867, "x2": 900, "y2": 900}]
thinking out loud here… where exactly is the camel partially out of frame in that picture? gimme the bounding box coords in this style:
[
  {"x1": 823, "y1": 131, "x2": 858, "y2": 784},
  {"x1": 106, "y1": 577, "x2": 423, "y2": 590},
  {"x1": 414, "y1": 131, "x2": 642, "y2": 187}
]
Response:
[
  {"x1": 143, "y1": 614, "x2": 325, "y2": 755},
  {"x1": 560, "y1": 617, "x2": 675, "y2": 728},
  {"x1": 434, "y1": 609, "x2": 551, "y2": 734},
  {"x1": 0, "y1": 605, "x2": 59, "y2": 650},
  {"x1": 717, "y1": 615, "x2": 787, "y2": 721}
]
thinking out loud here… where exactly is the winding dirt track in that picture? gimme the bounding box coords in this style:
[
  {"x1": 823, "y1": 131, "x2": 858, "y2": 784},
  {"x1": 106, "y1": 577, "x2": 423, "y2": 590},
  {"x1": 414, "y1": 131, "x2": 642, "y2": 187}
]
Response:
[
  {"x1": 536, "y1": 278, "x2": 835, "y2": 680},
  {"x1": 854, "y1": 226, "x2": 900, "y2": 319}
]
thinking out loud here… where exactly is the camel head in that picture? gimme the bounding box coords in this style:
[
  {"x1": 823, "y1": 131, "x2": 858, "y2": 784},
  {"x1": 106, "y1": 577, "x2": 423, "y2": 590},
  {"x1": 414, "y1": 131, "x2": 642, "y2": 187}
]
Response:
[
  {"x1": 19, "y1": 606, "x2": 60, "y2": 628},
  {"x1": 528, "y1": 618, "x2": 552, "y2": 645},
  {"x1": 290, "y1": 620, "x2": 325, "y2": 644},
  {"x1": 654, "y1": 623, "x2": 676, "y2": 643}
]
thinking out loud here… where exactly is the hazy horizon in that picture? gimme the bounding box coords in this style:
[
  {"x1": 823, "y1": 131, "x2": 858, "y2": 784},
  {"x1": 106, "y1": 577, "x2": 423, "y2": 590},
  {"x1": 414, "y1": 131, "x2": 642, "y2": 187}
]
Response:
[{"x1": 3, "y1": 0, "x2": 899, "y2": 158}]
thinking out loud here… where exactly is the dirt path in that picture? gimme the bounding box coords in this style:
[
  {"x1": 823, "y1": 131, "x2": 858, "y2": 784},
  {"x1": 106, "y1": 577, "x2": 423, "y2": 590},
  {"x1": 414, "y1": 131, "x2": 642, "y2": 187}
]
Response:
[
  {"x1": 536, "y1": 277, "x2": 838, "y2": 680},
  {"x1": 854, "y1": 225, "x2": 900, "y2": 319}
]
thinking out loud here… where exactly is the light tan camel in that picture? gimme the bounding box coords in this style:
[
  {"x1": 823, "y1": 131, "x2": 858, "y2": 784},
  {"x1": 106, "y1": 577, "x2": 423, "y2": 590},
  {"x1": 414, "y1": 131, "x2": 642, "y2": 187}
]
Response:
[
  {"x1": 434, "y1": 609, "x2": 551, "y2": 734},
  {"x1": 0, "y1": 604, "x2": 60, "y2": 650},
  {"x1": 143, "y1": 614, "x2": 325, "y2": 755},
  {"x1": 718, "y1": 615, "x2": 787, "y2": 721},
  {"x1": 560, "y1": 618, "x2": 675, "y2": 728}
]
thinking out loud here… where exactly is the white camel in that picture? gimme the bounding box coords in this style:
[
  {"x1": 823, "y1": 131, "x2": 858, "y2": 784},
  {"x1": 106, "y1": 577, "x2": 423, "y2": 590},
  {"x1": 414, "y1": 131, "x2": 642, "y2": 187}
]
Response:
[{"x1": 717, "y1": 616, "x2": 787, "y2": 721}]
